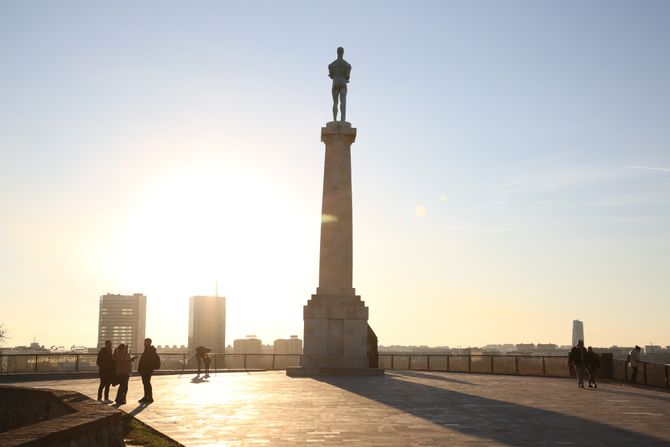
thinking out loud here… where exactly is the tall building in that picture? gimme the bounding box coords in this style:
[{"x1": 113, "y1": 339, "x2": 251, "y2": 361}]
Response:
[
  {"x1": 233, "y1": 335, "x2": 262, "y2": 354},
  {"x1": 645, "y1": 345, "x2": 662, "y2": 354},
  {"x1": 572, "y1": 320, "x2": 584, "y2": 346},
  {"x1": 274, "y1": 335, "x2": 303, "y2": 355},
  {"x1": 188, "y1": 296, "x2": 226, "y2": 353},
  {"x1": 97, "y1": 293, "x2": 146, "y2": 353}
]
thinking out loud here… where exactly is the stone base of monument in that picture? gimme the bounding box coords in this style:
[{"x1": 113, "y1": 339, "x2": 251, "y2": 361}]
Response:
[{"x1": 287, "y1": 292, "x2": 384, "y2": 377}]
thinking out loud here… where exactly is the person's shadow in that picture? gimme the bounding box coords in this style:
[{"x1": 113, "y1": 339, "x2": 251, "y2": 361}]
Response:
[
  {"x1": 191, "y1": 376, "x2": 209, "y2": 384},
  {"x1": 126, "y1": 402, "x2": 151, "y2": 417}
]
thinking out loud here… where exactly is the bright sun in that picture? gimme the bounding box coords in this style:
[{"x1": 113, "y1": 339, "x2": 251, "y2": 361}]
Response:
[{"x1": 104, "y1": 159, "x2": 317, "y2": 312}]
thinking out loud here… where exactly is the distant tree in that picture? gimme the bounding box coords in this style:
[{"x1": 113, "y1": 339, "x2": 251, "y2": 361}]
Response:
[{"x1": 0, "y1": 324, "x2": 7, "y2": 345}]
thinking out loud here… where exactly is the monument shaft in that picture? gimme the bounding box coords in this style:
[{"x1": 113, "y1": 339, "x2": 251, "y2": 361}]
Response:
[{"x1": 318, "y1": 124, "x2": 355, "y2": 295}]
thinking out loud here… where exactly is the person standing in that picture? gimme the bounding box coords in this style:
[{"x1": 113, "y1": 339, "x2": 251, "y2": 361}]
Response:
[
  {"x1": 96, "y1": 340, "x2": 115, "y2": 402},
  {"x1": 586, "y1": 346, "x2": 600, "y2": 389},
  {"x1": 628, "y1": 345, "x2": 642, "y2": 383},
  {"x1": 204, "y1": 353, "x2": 211, "y2": 378},
  {"x1": 138, "y1": 338, "x2": 160, "y2": 404},
  {"x1": 569, "y1": 339, "x2": 588, "y2": 388},
  {"x1": 113, "y1": 343, "x2": 136, "y2": 405},
  {"x1": 195, "y1": 346, "x2": 212, "y2": 377}
]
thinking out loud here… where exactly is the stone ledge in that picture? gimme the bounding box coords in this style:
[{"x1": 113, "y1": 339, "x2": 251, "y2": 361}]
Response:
[
  {"x1": 0, "y1": 385, "x2": 121, "y2": 446},
  {"x1": 321, "y1": 122, "x2": 357, "y2": 141}
]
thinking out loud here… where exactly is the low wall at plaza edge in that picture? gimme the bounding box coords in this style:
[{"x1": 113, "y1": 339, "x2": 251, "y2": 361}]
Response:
[{"x1": 0, "y1": 385, "x2": 122, "y2": 446}]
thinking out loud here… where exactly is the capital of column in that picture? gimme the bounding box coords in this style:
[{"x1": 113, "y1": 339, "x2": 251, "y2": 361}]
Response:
[{"x1": 321, "y1": 121, "x2": 357, "y2": 144}]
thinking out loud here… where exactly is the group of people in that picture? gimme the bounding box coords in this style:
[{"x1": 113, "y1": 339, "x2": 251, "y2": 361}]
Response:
[
  {"x1": 569, "y1": 341, "x2": 646, "y2": 389},
  {"x1": 96, "y1": 337, "x2": 161, "y2": 405},
  {"x1": 568, "y1": 339, "x2": 601, "y2": 388}
]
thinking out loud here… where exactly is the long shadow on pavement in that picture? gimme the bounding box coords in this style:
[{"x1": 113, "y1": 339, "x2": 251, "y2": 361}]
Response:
[
  {"x1": 397, "y1": 370, "x2": 476, "y2": 386},
  {"x1": 316, "y1": 371, "x2": 670, "y2": 446},
  {"x1": 598, "y1": 387, "x2": 670, "y2": 403}
]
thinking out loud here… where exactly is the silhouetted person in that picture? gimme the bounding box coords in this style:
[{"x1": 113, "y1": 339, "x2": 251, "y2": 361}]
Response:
[
  {"x1": 195, "y1": 346, "x2": 212, "y2": 377},
  {"x1": 628, "y1": 345, "x2": 642, "y2": 383},
  {"x1": 586, "y1": 346, "x2": 600, "y2": 389},
  {"x1": 138, "y1": 338, "x2": 160, "y2": 403},
  {"x1": 569, "y1": 339, "x2": 588, "y2": 388},
  {"x1": 204, "y1": 353, "x2": 211, "y2": 376},
  {"x1": 96, "y1": 339, "x2": 115, "y2": 402},
  {"x1": 113, "y1": 343, "x2": 136, "y2": 405}
]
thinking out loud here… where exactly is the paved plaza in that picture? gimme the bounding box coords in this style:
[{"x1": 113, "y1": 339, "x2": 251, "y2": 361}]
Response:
[{"x1": 10, "y1": 370, "x2": 670, "y2": 446}]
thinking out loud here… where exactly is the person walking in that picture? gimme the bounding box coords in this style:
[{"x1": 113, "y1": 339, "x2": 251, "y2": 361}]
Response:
[
  {"x1": 628, "y1": 345, "x2": 642, "y2": 383},
  {"x1": 195, "y1": 346, "x2": 212, "y2": 378},
  {"x1": 569, "y1": 339, "x2": 588, "y2": 388},
  {"x1": 113, "y1": 343, "x2": 136, "y2": 405},
  {"x1": 138, "y1": 338, "x2": 160, "y2": 404},
  {"x1": 96, "y1": 340, "x2": 116, "y2": 402},
  {"x1": 586, "y1": 346, "x2": 600, "y2": 389}
]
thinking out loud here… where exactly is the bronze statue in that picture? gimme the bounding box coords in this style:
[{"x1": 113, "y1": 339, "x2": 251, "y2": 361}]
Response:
[{"x1": 328, "y1": 47, "x2": 351, "y2": 122}]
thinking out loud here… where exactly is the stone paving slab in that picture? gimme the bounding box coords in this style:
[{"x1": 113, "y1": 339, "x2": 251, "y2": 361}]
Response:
[{"x1": 9, "y1": 370, "x2": 670, "y2": 446}]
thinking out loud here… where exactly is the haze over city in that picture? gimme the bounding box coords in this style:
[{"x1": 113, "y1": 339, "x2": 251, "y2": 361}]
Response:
[{"x1": 1, "y1": 1, "x2": 669, "y2": 349}]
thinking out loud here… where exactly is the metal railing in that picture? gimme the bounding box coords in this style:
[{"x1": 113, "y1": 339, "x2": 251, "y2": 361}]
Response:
[
  {"x1": 611, "y1": 357, "x2": 670, "y2": 389},
  {"x1": 0, "y1": 353, "x2": 302, "y2": 374},
  {"x1": 1, "y1": 352, "x2": 667, "y2": 389},
  {"x1": 378, "y1": 353, "x2": 670, "y2": 389},
  {"x1": 379, "y1": 354, "x2": 569, "y2": 377}
]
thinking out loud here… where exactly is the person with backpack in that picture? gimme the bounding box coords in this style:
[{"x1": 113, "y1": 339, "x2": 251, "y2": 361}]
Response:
[{"x1": 138, "y1": 337, "x2": 160, "y2": 404}]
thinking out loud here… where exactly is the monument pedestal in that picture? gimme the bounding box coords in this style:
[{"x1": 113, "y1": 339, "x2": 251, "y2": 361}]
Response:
[
  {"x1": 287, "y1": 291, "x2": 384, "y2": 377},
  {"x1": 287, "y1": 121, "x2": 383, "y2": 377}
]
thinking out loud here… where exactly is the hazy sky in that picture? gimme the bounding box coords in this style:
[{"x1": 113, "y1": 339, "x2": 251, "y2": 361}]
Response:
[{"x1": 1, "y1": 1, "x2": 669, "y2": 349}]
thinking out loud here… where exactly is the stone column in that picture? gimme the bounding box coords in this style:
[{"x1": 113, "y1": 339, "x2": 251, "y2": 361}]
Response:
[
  {"x1": 318, "y1": 122, "x2": 355, "y2": 296},
  {"x1": 288, "y1": 122, "x2": 383, "y2": 376}
]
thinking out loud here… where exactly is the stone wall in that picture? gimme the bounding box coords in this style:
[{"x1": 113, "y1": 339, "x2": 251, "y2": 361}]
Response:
[
  {"x1": 0, "y1": 386, "x2": 122, "y2": 446},
  {"x1": 0, "y1": 386, "x2": 74, "y2": 433}
]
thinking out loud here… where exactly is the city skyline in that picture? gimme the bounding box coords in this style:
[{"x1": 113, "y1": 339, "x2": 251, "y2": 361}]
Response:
[{"x1": 1, "y1": 2, "x2": 669, "y2": 348}]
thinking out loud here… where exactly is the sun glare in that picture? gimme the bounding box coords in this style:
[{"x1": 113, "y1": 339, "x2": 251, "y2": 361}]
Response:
[{"x1": 103, "y1": 161, "x2": 315, "y2": 310}]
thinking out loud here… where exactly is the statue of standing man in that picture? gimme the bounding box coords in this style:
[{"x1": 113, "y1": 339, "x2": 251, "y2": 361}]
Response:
[{"x1": 329, "y1": 47, "x2": 351, "y2": 123}]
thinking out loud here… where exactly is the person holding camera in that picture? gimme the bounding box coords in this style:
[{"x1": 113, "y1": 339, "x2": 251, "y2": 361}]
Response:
[{"x1": 113, "y1": 343, "x2": 136, "y2": 405}]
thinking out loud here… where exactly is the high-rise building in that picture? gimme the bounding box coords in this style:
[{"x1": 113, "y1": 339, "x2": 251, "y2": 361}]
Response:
[
  {"x1": 274, "y1": 335, "x2": 303, "y2": 355},
  {"x1": 97, "y1": 293, "x2": 146, "y2": 353},
  {"x1": 645, "y1": 345, "x2": 662, "y2": 354},
  {"x1": 572, "y1": 320, "x2": 584, "y2": 346},
  {"x1": 233, "y1": 335, "x2": 262, "y2": 354},
  {"x1": 188, "y1": 296, "x2": 226, "y2": 353}
]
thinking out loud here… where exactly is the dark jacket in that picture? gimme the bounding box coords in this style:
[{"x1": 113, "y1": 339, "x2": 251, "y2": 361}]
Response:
[
  {"x1": 569, "y1": 346, "x2": 588, "y2": 367},
  {"x1": 96, "y1": 347, "x2": 116, "y2": 382},
  {"x1": 138, "y1": 345, "x2": 160, "y2": 374},
  {"x1": 195, "y1": 346, "x2": 211, "y2": 359},
  {"x1": 586, "y1": 351, "x2": 600, "y2": 370}
]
